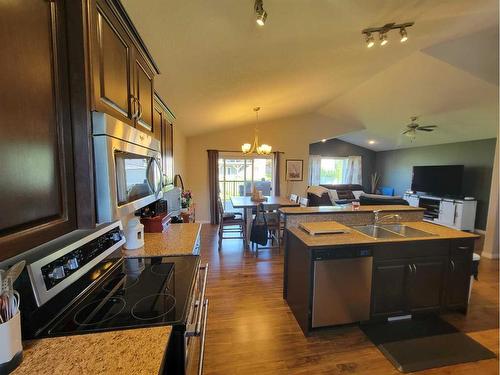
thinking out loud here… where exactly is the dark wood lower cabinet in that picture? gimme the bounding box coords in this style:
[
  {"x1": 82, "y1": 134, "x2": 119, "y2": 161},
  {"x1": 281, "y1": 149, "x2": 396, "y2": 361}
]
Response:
[
  {"x1": 408, "y1": 256, "x2": 446, "y2": 313},
  {"x1": 446, "y1": 253, "x2": 473, "y2": 309},
  {"x1": 372, "y1": 260, "x2": 408, "y2": 316},
  {"x1": 371, "y1": 246, "x2": 470, "y2": 319}
]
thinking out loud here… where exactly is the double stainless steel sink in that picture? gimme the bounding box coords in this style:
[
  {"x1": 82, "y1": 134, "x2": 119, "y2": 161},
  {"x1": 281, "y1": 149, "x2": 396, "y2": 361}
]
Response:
[{"x1": 351, "y1": 224, "x2": 434, "y2": 239}]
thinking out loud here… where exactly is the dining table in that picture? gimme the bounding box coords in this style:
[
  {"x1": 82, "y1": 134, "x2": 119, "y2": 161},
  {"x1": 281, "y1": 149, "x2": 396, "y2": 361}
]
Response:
[{"x1": 230, "y1": 195, "x2": 300, "y2": 249}]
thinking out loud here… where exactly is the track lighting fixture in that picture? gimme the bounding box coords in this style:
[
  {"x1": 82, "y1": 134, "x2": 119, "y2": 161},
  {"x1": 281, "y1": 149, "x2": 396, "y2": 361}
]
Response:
[
  {"x1": 362, "y1": 22, "x2": 414, "y2": 48},
  {"x1": 400, "y1": 27, "x2": 408, "y2": 42},
  {"x1": 379, "y1": 32, "x2": 388, "y2": 46},
  {"x1": 365, "y1": 33, "x2": 375, "y2": 48},
  {"x1": 255, "y1": 0, "x2": 267, "y2": 26}
]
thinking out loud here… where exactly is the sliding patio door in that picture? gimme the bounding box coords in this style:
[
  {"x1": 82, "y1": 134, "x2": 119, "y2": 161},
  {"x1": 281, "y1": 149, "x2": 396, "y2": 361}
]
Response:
[{"x1": 218, "y1": 155, "x2": 273, "y2": 206}]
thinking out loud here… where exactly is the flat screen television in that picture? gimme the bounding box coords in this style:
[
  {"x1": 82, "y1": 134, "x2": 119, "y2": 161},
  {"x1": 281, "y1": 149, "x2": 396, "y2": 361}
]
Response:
[{"x1": 411, "y1": 165, "x2": 464, "y2": 197}]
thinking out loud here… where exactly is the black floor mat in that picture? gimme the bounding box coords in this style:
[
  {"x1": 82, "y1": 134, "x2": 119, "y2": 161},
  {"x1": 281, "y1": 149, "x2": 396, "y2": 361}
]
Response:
[{"x1": 361, "y1": 315, "x2": 496, "y2": 373}]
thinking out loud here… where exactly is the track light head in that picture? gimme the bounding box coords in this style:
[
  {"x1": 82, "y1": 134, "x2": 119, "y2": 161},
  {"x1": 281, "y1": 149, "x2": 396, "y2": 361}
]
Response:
[
  {"x1": 255, "y1": 0, "x2": 267, "y2": 26},
  {"x1": 400, "y1": 27, "x2": 408, "y2": 42},
  {"x1": 379, "y1": 32, "x2": 388, "y2": 46},
  {"x1": 365, "y1": 33, "x2": 375, "y2": 48}
]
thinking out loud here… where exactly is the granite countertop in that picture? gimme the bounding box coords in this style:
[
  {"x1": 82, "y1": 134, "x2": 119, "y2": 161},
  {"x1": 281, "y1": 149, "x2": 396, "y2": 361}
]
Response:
[
  {"x1": 289, "y1": 221, "x2": 479, "y2": 248},
  {"x1": 123, "y1": 223, "x2": 202, "y2": 257},
  {"x1": 279, "y1": 204, "x2": 424, "y2": 215},
  {"x1": 13, "y1": 326, "x2": 172, "y2": 374}
]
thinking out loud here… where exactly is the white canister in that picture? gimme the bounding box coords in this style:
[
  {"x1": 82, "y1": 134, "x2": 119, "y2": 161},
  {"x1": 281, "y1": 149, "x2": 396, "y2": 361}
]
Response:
[
  {"x1": 0, "y1": 311, "x2": 23, "y2": 372},
  {"x1": 124, "y1": 217, "x2": 144, "y2": 250}
]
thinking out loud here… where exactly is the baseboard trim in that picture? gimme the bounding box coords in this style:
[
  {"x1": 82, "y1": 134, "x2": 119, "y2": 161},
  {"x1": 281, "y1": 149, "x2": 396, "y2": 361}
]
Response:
[{"x1": 481, "y1": 251, "x2": 499, "y2": 259}]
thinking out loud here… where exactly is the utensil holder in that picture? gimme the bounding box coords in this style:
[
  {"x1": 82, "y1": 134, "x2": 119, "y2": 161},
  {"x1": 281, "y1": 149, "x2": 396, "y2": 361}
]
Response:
[{"x1": 0, "y1": 312, "x2": 23, "y2": 374}]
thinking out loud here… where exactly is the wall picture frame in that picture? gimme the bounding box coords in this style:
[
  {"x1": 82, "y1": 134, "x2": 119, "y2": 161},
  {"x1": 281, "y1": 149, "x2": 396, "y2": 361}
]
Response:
[{"x1": 286, "y1": 159, "x2": 303, "y2": 181}]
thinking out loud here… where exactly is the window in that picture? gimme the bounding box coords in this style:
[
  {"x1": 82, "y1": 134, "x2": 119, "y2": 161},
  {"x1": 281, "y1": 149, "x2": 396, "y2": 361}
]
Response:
[
  {"x1": 218, "y1": 155, "x2": 273, "y2": 204},
  {"x1": 320, "y1": 158, "x2": 346, "y2": 185},
  {"x1": 309, "y1": 155, "x2": 362, "y2": 186}
]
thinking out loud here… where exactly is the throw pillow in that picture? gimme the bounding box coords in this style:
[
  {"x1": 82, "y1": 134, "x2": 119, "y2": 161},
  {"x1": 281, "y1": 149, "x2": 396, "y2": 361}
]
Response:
[
  {"x1": 352, "y1": 190, "x2": 364, "y2": 200},
  {"x1": 307, "y1": 185, "x2": 329, "y2": 197},
  {"x1": 328, "y1": 189, "x2": 339, "y2": 201}
]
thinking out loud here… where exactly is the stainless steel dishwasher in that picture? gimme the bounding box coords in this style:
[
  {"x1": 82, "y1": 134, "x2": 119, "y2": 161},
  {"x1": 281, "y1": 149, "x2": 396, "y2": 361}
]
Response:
[{"x1": 312, "y1": 247, "x2": 373, "y2": 328}]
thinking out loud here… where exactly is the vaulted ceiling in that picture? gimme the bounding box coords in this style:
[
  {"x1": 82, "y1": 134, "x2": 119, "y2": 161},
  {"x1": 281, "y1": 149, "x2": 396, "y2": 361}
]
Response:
[{"x1": 122, "y1": 0, "x2": 498, "y2": 149}]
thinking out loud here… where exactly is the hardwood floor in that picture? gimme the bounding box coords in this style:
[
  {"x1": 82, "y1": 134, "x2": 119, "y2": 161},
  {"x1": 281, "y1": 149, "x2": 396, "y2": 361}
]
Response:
[{"x1": 199, "y1": 224, "x2": 499, "y2": 374}]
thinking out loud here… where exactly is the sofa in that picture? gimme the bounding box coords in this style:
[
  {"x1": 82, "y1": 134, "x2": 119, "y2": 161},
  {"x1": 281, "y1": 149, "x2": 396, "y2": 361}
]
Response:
[
  {"x1": 307, "y1": 185, "x2": 408, "y2": 207},
  {"x1": 307, "y1": 184, "x2": 364, "y2": 206}
]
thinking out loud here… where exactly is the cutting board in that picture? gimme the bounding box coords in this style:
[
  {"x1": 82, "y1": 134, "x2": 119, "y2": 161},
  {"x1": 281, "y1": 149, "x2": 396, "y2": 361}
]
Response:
[{"x1": 299, "y1": 221, "x2": 351, "y2": 236}]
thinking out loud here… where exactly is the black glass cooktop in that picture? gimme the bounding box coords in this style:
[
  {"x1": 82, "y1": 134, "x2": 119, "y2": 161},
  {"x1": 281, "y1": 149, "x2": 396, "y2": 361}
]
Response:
[{"x1": 47, "y1": 255, "x2": 199, "y2": 335}]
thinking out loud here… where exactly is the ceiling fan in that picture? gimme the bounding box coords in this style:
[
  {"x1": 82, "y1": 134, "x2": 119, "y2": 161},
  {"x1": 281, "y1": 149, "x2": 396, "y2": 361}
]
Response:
[{"x1": 402, "y1": 116, "x2": 437, "y2": 139}]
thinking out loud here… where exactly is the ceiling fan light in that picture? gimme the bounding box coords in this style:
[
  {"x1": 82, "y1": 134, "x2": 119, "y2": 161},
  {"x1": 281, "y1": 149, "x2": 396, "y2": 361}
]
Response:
[{"x1": 400, "y1": 27, "x2": 408, "y2": 42}]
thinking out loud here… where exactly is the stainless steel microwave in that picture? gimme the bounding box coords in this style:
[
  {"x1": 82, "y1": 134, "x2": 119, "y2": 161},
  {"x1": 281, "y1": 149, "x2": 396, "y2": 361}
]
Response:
[{"x1": 92, "y1": 112, "x2": 162, "y2": 224}]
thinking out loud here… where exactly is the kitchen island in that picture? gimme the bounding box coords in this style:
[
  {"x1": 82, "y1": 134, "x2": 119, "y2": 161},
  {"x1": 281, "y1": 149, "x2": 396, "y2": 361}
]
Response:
[
  {"x1": 280, "y1": 204, "x2": 425, "y2": 229},
  {"x1": 284, "y1": 220, "x2": 478, "y2": 335}
]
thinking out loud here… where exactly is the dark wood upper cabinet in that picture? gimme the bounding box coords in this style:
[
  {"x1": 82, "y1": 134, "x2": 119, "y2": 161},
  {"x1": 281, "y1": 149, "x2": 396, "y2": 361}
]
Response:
[
  {"x1": 0, "y1": 0, "x2": 77, "y2": 261},
  {"x1": 162, "y1": 122, "x2": 174, "y2": 185},
  {"x1": 90, "y1": 0, "x2": 158, "y2": 136},
  {"x1": 134, "y1": 55, "x2": 154, "y2": 134},
  {"x1": 91, "y1": 0, "x2": 134, "y2": 124},
  {"x1": 0, "y1": 0, "x2": 164, "y2": 261},
  {"x1": 154, "y1": 94, "x2": 174, "y2": 186}
]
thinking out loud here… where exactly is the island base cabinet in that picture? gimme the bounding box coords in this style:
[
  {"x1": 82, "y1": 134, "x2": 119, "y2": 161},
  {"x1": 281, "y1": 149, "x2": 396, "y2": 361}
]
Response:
[
  {"x1": 372, "y1": 256, "x2": 448, "y2": 319},
  {"x1": 372, "y1": 260, "x2": 409, "y2": 317},
  {"x1": 407, "y1": 257, "x2": 446, "y2": 313},
  {"x1": 446, "y1": 239, "x2": 474, "y2": 311}
]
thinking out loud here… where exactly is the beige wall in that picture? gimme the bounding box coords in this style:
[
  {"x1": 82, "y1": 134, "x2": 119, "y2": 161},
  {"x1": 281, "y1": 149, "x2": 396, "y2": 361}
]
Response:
[
  {"x1": 482, "y1": 138, "x2": 499, "y2": 259},
  {"x1": 184, "y1": 112, "x2": 364, "y2": 222}
]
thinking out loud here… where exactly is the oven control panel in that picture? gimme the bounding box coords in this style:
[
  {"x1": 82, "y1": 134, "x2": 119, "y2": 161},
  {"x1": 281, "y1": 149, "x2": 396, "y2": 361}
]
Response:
[
  {"x1": 40, "y1": 227, "x2": 123, "y2": 290},
  {"x1": 27, "y1": 221, "x2": 126, "y2": 307}
]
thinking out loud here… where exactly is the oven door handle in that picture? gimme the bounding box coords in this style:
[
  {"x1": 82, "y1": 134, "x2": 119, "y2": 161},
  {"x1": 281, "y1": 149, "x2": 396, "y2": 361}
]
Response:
[
  {"x1": 195, "y1": 264, "x2": 209, "y2": 334},
  {"x1": 198, "y1": 298, "x2": 209, "y2": 375},
  {"x1": 186, "y1": 263, "x2": 209, "y2": 337}
]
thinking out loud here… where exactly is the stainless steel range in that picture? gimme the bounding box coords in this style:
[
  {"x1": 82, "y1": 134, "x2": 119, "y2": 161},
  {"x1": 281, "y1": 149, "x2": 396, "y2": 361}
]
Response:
[{"x1": 16, "y1": 221, "x2": 208, "y2": 374}]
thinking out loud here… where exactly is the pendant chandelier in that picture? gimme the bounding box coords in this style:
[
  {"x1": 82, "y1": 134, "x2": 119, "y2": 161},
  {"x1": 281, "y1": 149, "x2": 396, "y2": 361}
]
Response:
[{"x1": 241, "y1": 107, "x2": 272, "y2": 155}]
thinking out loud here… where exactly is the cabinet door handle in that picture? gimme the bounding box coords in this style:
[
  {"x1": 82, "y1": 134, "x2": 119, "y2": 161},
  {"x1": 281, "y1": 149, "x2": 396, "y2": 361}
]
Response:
[
  {"x1": 413, "y1": 264, "x2": 417, "y2": 275},
  {"x1": 130, "y1": 95, "x2": 139, "y2": 119},
  {"x1": 457, "y1": 246, "x2": 469, "y2": 250},
  {"x1": 408, "y1": 264, "x2": 413, "y2": 273},
  {"x1": 450, "y1": 260, "x2": 455, "y2": 271},
  {"x1": 137, "y1": 99, "x2": 143, "y2": 121}
]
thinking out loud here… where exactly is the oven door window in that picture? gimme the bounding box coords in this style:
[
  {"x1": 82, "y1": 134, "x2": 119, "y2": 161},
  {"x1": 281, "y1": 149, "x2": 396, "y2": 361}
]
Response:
[{"x1": 115, "y1": 151, "x2": 161, "y2": 206}]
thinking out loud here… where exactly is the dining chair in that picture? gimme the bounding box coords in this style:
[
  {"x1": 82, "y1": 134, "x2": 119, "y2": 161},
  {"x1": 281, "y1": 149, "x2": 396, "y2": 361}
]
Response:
[
  {"x1": 299, "y1": 197, "x2": 309, "y2": 207},
  {"x1": 290, "y1": 193, "x2": 298, "y2": 203},
  {"x1": 217, "y1": 198, "x2": 246, "y2": 251}
]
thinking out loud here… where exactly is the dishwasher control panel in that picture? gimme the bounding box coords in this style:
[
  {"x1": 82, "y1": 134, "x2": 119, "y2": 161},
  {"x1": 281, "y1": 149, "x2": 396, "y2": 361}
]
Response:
[{"x1": 312, "y1": 247, "x2": 372, "y2": 261}]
